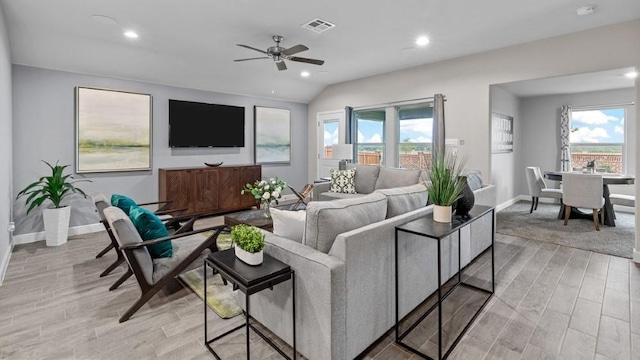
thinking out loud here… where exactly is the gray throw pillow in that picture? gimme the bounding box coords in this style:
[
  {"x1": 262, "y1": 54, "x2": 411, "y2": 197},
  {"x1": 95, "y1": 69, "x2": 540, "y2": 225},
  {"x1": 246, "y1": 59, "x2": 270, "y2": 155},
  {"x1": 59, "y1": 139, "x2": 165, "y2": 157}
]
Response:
[
  {"x1": 465, "y1": 170, "x2": 483, "y2": 191},
  {"x1": 304, "y1": 192, "x2": 387, "y2": 253}
]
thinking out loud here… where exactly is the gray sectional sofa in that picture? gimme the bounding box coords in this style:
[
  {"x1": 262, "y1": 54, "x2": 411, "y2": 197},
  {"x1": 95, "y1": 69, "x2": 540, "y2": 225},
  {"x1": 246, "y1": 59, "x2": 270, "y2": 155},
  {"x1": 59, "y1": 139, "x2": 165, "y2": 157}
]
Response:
[{"x1": 244, "y1": 166, "x2": 496, "y2": 360}]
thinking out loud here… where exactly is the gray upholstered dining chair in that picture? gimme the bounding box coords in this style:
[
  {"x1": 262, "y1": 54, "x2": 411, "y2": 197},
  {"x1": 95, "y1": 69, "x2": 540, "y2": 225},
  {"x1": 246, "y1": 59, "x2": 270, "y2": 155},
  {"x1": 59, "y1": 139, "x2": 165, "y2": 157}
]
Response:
[
  {"x1": 562, "y1": 173, "x2": 604, "y2": 231},
  {"x1": 525, "y1": 166, "x2": 563, "y2": 213}
]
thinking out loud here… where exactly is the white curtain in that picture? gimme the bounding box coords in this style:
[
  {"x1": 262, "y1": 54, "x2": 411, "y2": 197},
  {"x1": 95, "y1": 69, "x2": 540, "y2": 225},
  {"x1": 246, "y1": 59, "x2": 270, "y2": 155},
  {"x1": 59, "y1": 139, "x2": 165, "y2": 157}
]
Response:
[
  {"x1": 560, "y1": 105, "x2": 572, "y2": 171},
  {"x1": 432, "y1": 94, "x2": 445, "y2": 159}
]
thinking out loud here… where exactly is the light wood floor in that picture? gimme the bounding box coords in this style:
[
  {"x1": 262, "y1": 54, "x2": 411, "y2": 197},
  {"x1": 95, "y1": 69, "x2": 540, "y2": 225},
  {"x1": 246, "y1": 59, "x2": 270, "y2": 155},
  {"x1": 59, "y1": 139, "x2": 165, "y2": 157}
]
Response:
[{"x1": 1, "y1": 218, "x2": 639, "y2": 360}]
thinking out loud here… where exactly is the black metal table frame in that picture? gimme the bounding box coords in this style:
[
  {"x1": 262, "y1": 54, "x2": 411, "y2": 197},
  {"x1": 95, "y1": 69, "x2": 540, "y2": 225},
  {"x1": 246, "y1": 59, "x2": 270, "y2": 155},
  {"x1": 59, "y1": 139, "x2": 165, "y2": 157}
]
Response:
[
  {"x1": 394, "y1": 208, "x2": 495, "y2": 360},
  {"x1": 203, "y1": 257, "x2": 296, "y2": 360}
]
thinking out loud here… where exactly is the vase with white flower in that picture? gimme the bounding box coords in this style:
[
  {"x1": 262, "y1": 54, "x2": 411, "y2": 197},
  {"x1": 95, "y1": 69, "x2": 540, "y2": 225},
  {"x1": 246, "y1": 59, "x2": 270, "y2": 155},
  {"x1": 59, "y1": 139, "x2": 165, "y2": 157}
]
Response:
[{"x1": 241, "y1": 177, "x2": 287, "y2": 218}]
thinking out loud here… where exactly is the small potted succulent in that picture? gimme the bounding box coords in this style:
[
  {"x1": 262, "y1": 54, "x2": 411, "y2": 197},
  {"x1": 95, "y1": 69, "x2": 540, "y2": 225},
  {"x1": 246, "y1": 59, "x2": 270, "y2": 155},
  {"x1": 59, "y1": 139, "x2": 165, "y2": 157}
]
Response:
[
  {"x1": 230, "y1": 224, "x2": 265, "y2": 265},
  {"x1": 16, "y1": 160, "x2": 90, "y2": 246}
]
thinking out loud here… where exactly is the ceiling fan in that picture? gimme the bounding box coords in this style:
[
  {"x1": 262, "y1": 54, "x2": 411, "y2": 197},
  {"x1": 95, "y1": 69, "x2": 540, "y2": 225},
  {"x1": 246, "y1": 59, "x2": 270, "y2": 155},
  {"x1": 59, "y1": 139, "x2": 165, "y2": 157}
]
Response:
[{"x1": 234, "y1": 35, "x2": 325, "y2": 71}]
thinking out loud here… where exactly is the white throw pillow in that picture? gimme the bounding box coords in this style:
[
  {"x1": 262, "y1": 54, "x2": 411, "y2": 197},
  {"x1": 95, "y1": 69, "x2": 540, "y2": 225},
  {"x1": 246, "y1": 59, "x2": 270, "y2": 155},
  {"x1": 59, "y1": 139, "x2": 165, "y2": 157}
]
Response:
[{"x1": 270, "y1": 208, "x2": 306, "y2": 243}]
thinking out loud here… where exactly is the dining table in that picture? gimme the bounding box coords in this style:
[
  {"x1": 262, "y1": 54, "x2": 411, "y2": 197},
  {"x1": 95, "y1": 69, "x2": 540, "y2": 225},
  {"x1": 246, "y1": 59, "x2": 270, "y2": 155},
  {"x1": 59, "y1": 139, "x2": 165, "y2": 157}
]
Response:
[{"x1": 544, "y1": 171, "x2": 635, "y2": 227}]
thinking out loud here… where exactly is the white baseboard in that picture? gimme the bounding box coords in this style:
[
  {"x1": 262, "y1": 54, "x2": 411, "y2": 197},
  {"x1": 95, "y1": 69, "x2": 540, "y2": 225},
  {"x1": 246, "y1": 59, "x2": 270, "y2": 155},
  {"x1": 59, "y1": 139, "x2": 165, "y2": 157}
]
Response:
[
  {"x1": 496, "y1": 195, "x2": 527, "y2": 212},
  {"x1": 12, "y1": 223, "x2": 104, "y2": 246},
  {"x1": 0, "y1": 242, "x2": 13, "y2": 286}
]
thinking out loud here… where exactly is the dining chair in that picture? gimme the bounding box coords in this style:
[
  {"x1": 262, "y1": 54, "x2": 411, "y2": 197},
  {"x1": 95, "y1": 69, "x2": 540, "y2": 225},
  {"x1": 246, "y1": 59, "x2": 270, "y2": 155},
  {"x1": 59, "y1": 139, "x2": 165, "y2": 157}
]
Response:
[
  {"x1": 562, "y1": 173, "x2": 604, "y2": 231},
  {"x1": 525, "y1": 166, "x2": 563, "y2": 213}
]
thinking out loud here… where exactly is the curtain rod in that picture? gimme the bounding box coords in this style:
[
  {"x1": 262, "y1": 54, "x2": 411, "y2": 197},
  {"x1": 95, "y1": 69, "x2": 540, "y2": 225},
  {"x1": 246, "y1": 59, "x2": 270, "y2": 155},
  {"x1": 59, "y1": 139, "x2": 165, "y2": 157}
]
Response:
[
  {"x1": 573, "y1": 101, "x2": 635, "y2": 111},
  {"x1": 351, "y1": 96, "x2": 437, "y2": 111}
]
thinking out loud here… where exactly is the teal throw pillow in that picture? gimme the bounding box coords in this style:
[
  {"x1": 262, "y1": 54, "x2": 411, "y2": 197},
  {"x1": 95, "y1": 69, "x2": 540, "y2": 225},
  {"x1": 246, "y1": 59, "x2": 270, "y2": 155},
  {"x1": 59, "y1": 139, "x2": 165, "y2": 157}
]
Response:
[
  {"x1": 111, "y1": 194, "x2": 137, "y2": 215},
  {"x1": 128, "y1": 206, "x2": 173, "y2": 258}
]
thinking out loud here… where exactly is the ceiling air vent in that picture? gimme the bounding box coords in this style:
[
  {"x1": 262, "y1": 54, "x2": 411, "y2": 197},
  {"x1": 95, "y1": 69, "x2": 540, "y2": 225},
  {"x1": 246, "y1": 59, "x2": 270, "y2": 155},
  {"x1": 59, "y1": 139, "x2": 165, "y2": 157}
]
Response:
[{"x1": 301, "y1": 18, "x2": 336, "y2": 34}]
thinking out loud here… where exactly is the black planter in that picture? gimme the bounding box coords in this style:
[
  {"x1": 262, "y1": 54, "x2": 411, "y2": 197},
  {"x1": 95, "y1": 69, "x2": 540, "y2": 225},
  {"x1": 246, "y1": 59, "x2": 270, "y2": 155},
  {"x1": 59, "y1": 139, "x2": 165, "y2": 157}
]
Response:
[{"x1": 455, "y1": 177, "x2": 475, "y2": 218}]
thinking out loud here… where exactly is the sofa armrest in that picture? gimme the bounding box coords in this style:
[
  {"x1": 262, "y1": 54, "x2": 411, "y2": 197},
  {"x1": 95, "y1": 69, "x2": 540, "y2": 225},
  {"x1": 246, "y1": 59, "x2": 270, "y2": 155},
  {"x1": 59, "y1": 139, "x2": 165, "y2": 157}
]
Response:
[
  {"x1": 474, "y1": 184, "x2": 496, "y2": 207},
  {"x1": 244, "y1": 231, "x2": 346, "y2": 360},
  {"x1": 312, "y1": 181, "x2": 331, "y2": 201}
]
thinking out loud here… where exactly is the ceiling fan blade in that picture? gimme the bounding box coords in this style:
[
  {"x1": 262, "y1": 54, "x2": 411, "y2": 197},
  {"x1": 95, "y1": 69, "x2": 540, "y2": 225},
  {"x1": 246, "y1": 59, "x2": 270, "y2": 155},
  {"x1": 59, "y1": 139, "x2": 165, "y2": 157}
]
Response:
[
  {"x1": 276, "y1": 61, "x2": 287, "y2": 71},
  {"x1": 234, "y1": 57, "x2": 270, "y2": 62},
  {"x1": 282, "y1": 44, "x2": 309, "y2": 56},
  {"x1": 290, "y1": 57, "x2": 325, "y2": 65},
  {"x1": 236, "y1": 44, "x2": 268, "y2": 55}
]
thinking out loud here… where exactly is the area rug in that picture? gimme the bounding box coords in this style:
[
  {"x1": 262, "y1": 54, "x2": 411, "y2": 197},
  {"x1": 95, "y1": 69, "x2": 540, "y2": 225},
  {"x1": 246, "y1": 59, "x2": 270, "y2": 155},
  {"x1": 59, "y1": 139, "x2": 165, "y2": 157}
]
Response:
[
  {"x1": 497, "y1": 201, "x2": 635, "y2": 258},
  {"x1": 178, "y1": 232, "x2": 243, "y2": 319}
]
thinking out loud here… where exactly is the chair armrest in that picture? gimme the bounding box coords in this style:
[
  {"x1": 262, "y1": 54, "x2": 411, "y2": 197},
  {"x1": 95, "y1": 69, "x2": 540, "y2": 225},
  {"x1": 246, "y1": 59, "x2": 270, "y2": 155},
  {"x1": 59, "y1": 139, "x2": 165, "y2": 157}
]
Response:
[
  {"x1": 312, "y1": 181, "x2": 331, "y2": 201},
  {"x1": 136, "y1": 200, "x2": 172, "y2": 207},
  {"x1": 119, "y1": 225, "x2": 226, "y2": 250},
  {"x1": 154, "y1": 207, "x2": 188, "y2": 216}
]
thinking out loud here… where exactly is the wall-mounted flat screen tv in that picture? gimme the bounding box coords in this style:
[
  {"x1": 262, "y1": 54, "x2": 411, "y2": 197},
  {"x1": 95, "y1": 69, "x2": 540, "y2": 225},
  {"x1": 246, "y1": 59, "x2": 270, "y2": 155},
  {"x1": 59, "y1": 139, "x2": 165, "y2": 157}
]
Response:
[{"x1": 169, "y1": 99, "x2": 245, "y2": 147}]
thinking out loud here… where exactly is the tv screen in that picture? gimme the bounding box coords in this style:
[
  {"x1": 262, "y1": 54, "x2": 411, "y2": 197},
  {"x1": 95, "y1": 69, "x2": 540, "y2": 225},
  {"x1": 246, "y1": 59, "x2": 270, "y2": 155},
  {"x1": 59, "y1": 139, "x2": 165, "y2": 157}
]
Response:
[{"x1": 169, "y1": 99, "x2": 245, "y2": 147}]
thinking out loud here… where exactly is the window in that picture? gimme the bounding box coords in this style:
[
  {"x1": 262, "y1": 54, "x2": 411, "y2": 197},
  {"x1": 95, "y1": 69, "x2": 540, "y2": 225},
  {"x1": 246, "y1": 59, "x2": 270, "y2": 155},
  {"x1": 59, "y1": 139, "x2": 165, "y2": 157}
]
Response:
[
  {"x1": 322, "y1": 121, "x2": 339, "y2": 159},
  {"x1": 397, "y1": 103, "x2": 433, "y2": 170},
  {"x1": 570, "y1": 107, "x2": 626, "y2": 173},
  {"x1": 353, "y1": 109, "x2": 385, "y2": 165}
]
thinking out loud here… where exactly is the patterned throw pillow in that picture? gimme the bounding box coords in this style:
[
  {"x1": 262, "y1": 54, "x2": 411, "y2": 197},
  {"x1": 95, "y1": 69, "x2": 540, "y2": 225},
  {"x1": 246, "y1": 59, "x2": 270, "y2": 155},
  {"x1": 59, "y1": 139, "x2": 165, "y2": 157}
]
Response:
[{"x1": 329, "y1": 168, "x2": 357, "y2": 194}]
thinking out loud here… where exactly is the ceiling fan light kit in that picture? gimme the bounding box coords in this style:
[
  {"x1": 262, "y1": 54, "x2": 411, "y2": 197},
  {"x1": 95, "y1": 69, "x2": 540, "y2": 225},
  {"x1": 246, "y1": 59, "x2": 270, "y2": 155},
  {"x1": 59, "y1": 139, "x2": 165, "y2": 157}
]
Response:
[{"x1": 235, "y1": 35, "x2": 325, "y2": 71}]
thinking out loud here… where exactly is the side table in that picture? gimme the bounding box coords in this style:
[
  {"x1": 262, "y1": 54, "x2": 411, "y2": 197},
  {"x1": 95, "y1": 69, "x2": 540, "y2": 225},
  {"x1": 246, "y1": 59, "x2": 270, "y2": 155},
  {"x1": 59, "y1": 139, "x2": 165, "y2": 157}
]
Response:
[
  {"x1": 395, "y1": 205, "x2": 495, "y2": 360},
  {"x1": 204, "y1": 249, "x2": 296, "y2": 359}
]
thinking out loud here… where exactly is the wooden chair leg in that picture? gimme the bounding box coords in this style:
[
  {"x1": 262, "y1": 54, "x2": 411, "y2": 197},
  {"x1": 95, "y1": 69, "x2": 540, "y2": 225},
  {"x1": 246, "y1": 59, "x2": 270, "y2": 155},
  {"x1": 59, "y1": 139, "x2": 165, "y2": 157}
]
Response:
[
  {"x1": 109, "y1": 268, "x2": 133, "y2": 291},
  {"x1": 564, "y1": 205, "x2": 571, "y2": 225},
  {"x1": 593, "y1": 209, "x2": 600, "y2": 231},
  {"x1": 530, "y1": 197, "x2": 536, "y2": 213},
  {"x1": 96, "y1": 242, "x2": 114, "y2": 258},
  {"x1": 119, "y1": 286, "x2": 162, "y2": 323},
  {"x1": 100, "y1": 256, "x2": 125, "y2": 277}
]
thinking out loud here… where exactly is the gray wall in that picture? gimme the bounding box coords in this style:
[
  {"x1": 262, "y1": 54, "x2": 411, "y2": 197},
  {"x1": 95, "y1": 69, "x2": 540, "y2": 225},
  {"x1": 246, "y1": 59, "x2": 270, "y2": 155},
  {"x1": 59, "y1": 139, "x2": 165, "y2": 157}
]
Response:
[
  {"x1": 0, "y1": 5, "x2": 12, "y2": 279},
  {"x1": 519, "y1": 87, "x2": 636, "y2": 197},
  {"x1": 490, "y1": 86, "x2": 522, "y2": 206},
  {"x1": 12, "y1": 65, "x2": 308, "y2": 234}
]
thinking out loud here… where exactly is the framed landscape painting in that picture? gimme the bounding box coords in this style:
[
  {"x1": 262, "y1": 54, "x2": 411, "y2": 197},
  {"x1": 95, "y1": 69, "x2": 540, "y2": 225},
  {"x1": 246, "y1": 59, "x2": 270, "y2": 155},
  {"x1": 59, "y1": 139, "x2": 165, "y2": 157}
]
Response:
[
  {"x1": 254, "y1": 106, "x2": 291, "y2": 164},
  {"x1": 76, "y1": 87, "x2": 152, "y2": 173}
]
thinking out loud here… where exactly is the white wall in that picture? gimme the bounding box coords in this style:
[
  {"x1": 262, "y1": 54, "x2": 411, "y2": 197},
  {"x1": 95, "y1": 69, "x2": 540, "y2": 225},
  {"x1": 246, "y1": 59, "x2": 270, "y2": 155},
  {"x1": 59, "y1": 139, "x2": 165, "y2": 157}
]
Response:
[
  {"x1": 519, "y1": 88, "x2": 636, "y2": 196},
  {"x1": 490, "y1": 86, "x2": 522, "y2": 206},
  {"x1": 0, "y1": 5, "x2": 12, "y2": 282},
  {"x1": 308, "y1": 19, "x2": 640, "y2": 184},
  {"x1": 12, "y1": 65, "x2": 308, "y2": 235}
]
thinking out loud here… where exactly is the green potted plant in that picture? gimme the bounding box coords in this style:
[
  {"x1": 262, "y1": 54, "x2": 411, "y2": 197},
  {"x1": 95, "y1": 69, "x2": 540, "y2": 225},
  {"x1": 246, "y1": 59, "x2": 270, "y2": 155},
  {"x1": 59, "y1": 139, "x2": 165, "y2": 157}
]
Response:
[
  {"x1": 16, "y1": 160, "x2": 90, "y2": 246},
  {"x1": 425, "y1": 152, "x2": 467, "y2": 223},
  {"x1": 230, "y1": 224, "x2": 265, "y2": 265}
]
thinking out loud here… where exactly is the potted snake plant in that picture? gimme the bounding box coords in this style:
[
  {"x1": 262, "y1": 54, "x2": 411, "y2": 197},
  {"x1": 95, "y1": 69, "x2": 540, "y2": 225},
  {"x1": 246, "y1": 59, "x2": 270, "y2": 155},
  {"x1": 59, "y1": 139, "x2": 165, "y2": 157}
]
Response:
[
  {"x1": 16, "y1": 161, "x2": 90, "y2": 246},
  {"x1": 425, "y1": 152, "x2": 467, "y2": 223}
]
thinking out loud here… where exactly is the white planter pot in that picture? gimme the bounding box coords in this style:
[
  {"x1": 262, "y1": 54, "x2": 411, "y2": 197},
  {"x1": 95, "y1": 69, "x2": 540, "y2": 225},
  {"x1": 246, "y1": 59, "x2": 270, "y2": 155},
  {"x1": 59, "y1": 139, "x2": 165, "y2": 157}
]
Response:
[
  {"x1": 433, "y1": 205, "x2": 452, "y2": 223},
  {"x1": 42, "y1": 206, "x2": 71, "y2": 246},
  {"x1": 234, "y1": 246, "x2": 263, "y2": 266}
]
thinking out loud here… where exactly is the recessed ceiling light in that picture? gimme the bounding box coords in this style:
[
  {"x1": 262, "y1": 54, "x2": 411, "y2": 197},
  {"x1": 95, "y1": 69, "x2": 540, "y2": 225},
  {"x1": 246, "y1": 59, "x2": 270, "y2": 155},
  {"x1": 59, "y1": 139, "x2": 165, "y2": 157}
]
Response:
[
  {"x1": 416, "y1": 36, "x2": 430, "y2": 46},
  {"x1": 624, "y1": 71, "x2": 638, "y2": 78},
  {"x1": 576, "y1": 5, "x2": 596, "y2": 16},
  {"x1": 271, "y1": 90, "x2": 275, "y2": 94},
  {"x1": 90, "y1": 14, "x2": 118, "y2": 26},
  {"x1": 124, "y1": 30, "x2": 139, "y2": 39},
  {"x1": 301, "y1": 71, "x2": 310, "y2": 78}
]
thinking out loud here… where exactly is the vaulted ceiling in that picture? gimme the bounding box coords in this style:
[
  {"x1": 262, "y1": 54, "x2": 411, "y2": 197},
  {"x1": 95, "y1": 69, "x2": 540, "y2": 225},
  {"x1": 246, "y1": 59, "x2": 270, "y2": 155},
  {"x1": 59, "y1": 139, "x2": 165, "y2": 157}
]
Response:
[{"x1": 2, "y1": 0, "x2": 639, "y2": 103}]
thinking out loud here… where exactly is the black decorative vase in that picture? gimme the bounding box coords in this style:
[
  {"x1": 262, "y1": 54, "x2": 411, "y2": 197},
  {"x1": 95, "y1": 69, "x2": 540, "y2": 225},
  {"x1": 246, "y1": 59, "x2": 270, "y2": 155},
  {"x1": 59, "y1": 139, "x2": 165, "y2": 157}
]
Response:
[{"x1": 455, "y1": 177, "x2": 475, "y2": 218}]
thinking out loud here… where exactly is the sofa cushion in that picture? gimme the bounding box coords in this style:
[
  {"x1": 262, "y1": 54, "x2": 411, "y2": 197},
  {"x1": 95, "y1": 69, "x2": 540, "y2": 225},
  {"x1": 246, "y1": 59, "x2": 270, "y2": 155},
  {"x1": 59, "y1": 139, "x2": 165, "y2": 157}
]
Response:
[
  {"x1": 129, "y1": 206, "x2": 173, "y2": 258},
  {"x1": 374, "y1": 167, "x2": 421, "y2": 190},
  {"x1": 304, "y1": 192, "x2": 387, "y2": 253},
  {"x1": 329, "y1": 168, "x2": 357, "y2": 194},
  {"x1": 111, "y1": 194, "x2": 137, "y2": 215},
  {"x1": 374, "y1": 183, "x2": 428, "y2": 218},
  {"x1": 318, "y1": 192, "x2": 368, "y2": 201},
  {"x1": 347, "y1": 164, "x2": 380, "y2": 194},
  {"x1": 271, "y1": 208, "x2": 306, "y2": 243}
]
